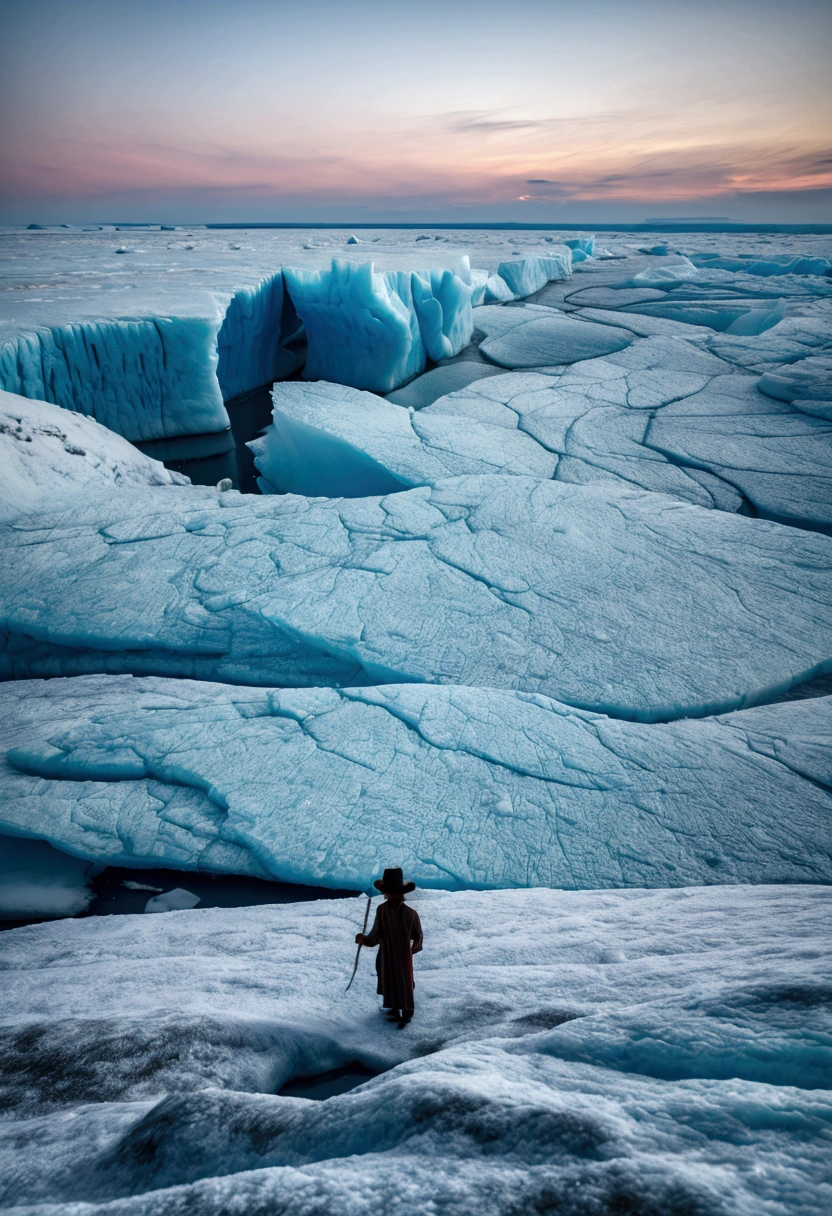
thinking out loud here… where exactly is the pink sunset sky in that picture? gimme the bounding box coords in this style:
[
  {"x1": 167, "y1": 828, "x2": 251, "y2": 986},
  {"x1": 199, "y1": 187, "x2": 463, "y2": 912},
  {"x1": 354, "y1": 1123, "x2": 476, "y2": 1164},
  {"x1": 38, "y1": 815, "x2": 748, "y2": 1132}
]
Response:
[{"x1": 0, "y1": 0, "x2": 830, "y2": 223}]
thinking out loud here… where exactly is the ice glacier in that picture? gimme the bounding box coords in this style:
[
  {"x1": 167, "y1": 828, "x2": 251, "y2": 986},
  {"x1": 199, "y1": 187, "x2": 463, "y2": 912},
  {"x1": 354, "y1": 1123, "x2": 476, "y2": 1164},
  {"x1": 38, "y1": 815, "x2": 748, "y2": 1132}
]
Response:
[
  {"x1": 1, "y1": 229, "x2": 570, "y2": 446},
  {"x1": 3, "y1": 476, "x2": 832, "y2": 717},
  {"x1": 282, "y1": 260, "x2": 426, "y2": 393},
  {"x1": 1, "y1": 884, "x2": 829, "y2": 1212},
  {"x1": 494, "y1": 248, "x2": 572, "y2": 298},
  {"x1": 2, "y1": 676, "x2": 831, "y2": 891},
  {"x1": 0, "y1": 389, "x2": 188, "y2": 520}
]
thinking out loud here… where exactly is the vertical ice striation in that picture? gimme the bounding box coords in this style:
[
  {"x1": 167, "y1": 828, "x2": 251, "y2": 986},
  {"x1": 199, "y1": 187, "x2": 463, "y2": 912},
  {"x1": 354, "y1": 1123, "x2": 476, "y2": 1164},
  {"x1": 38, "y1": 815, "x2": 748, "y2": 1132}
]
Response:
[
  {"x1": 215, "y1": 273, "x2": 303, "y2": 401},
  {"x1": 0, "y1": 318, "x2": 229, "y2": 444},
  {"x1": 410, "y1": 259, "x2": 474, "y2": 361},
  {"x1": 283, "y1": 259, "x2": 425, "y2": 393}
]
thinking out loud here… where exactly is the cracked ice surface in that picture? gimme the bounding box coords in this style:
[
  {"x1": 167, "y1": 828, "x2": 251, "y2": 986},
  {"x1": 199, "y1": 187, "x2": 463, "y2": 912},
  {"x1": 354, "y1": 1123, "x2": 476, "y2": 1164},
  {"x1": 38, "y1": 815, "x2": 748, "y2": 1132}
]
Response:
[
  {"x1": 424, "y1": 337, "x2": 832, "y2": 528},
  {"x1": 3, "y1": 477, "x2": 832, "y2": 717},
  {"x1": 250, "y1": 380, "x2": 554, "y2": 496},
  {"x1": 0, "y1": 885, "x2": 830, "y2": 1213},
  {"x1": 1, "y1": 676, "x2": 831, "y2": 890}
]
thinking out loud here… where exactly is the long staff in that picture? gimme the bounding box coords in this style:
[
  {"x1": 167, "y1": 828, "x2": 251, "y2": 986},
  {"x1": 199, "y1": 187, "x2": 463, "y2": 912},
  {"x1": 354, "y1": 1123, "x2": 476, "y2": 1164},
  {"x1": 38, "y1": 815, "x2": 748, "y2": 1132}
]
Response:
[{"x1": 345, "y1": 895, "x2": 373, "y2": 992}]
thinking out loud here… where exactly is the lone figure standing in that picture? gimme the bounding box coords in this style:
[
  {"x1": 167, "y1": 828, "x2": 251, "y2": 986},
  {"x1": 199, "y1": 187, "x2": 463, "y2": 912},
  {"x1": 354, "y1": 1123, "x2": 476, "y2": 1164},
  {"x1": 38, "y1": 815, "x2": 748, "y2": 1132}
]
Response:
[{"x1": 356, "y1": 868, "x2": 423, "y2": 1029}]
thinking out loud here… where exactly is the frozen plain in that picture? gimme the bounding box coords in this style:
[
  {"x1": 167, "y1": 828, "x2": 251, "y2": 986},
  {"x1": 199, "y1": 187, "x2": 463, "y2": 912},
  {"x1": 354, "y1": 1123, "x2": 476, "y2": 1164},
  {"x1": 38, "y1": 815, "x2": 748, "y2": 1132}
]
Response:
[
  {"x1": 1, "y1": 885, "x2": 830, "y2": 1214},
  {"x1": 1, "y1": 225, "x2": 832, "y2": 1214}
]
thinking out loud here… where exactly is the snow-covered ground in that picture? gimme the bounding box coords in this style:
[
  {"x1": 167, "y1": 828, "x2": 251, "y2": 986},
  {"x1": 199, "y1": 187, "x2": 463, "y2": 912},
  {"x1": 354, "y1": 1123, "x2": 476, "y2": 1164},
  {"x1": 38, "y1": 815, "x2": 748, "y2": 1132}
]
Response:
[
  {"x1": 1, "y1": 884, "x2": 830, "y2": 1214},
  {"x1": 1, "y1": 226, "x2": 831, "y2": 1212}
]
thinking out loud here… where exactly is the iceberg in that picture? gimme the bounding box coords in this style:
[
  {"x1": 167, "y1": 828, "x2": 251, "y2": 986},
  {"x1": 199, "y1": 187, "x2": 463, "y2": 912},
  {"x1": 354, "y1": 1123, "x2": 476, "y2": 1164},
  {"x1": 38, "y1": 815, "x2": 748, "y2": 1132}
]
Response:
[
  {"x1": 410, "y1": 260, "x2": 475, "y2": 361},
  {"x1": 483, "y1": 272, "x2": 516, "y2": 303},
  {"x1": 249, "y1": 380, "x2": 553, "y2": 496},
  {"x1": 1, "y1": 883, "x2": 830, "y2": 1212},
  {"x1": 495, "y1": 248, "x2": 572, "y2": 298},
  {"x1": 0, "y1": 315, "x2": 231, "y2": 446},
  {"x1": 564, "y1": 235, "x2": 596, "y2": 256},
  {"x1": 282, "y1": 260, "x2": 425, "y2": 393},
  {"x1": 282, "y1": 259, "x2": 477, "y2": 393},
  {"x1": 2, "y1": 676, "x2": 832, "y2": 891},
  {"x1": 0, "y1": 389, "x2": 188, "y2": 521},
  {"x1": 2, "y1": 475, "x2": 832, "y2": 719}
]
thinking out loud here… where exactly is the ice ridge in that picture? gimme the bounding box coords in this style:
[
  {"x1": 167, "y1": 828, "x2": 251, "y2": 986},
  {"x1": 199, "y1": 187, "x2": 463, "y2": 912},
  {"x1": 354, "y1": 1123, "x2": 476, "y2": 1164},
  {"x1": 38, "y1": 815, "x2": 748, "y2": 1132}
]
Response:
[
  {"x1": 2, "y1": 676, "x2": 830, "y2": 891},
  {"x1": 2, "y1": 475, "x2": 831, "y2": 720}
]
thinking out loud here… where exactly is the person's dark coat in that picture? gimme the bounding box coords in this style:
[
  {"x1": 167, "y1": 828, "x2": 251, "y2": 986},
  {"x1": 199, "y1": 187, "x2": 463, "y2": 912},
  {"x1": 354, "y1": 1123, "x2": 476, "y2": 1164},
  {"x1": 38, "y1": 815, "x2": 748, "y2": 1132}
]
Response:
[{"x1": 363, "y1": 899, "x2": 423, "y2": 1014}]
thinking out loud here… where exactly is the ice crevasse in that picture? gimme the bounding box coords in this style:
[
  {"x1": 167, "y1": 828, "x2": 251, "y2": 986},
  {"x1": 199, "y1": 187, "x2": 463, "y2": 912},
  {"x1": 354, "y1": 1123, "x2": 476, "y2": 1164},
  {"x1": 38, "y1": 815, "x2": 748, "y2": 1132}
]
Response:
[
  {"x1": 0, "y1": 248, "x2": 573, "y2": 445},
  {"x1": 0, "y1": 251, "x2": 571, "y2": 447}
]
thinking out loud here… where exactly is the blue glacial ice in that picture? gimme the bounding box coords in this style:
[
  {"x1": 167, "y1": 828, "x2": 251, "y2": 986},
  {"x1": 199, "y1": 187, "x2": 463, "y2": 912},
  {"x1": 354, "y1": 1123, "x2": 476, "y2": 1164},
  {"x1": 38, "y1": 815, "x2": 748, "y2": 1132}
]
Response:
[
  {"x1": 283, "y1": 260, "x2": 427, "y2": 393},
  {"x1": 494, "y1": 248, "x2": 572, "y2": 298},
  {"x1": 2, "y1": 676, "x2": 831, "y2": 891},
  {"x1": 282, "y1": 257, "x2": 487, "y2": 392},
  {"x1": 689, "y1": 252, "x2": 832, "y2": 277},
  {"x1": 0, "y1": 315, "x2": 231, "y2": 446},
  {"x1": 249, "y1": 381, "x2": 554, "y2": 496},
  {"x1": 2, "y1": 228, "x2": 567, "y2": 442},
  {"x1": 410, "y1": 263, "x2": 475, "y2": 361},
  {"x1": 564, "y1": 235, "x2": 596, "y2": 256},
  {"x1": 2, "y1": 884, "x2": 829, "y2": 1212},
  {"x1": 0, "y1": 389, "x2": 189, "y2": 521},
  {"x1": 2, "y1": 475, "x2": 832, "y2": 718},
  {"x1": 422, "y1": 336, "x2": 832, "y2": 528}
]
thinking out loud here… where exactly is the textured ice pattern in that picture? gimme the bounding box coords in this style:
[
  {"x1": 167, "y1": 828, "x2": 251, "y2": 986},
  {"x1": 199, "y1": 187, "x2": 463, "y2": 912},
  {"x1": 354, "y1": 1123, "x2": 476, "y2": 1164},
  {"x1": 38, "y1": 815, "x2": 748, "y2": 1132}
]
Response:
[
  {"x1": 425, "y1": 338, "x2": 832, "y2": 528},
  {"x1": 1, "y1": 884, "x2": 830, "y2": 1213},
  {"x1": 0, "y1": 315, "x2": 230, "y2": 444},
  {"x1": 3, "y1": 226, "x2": 832, "y2": 1216},
  {"x1": 3, "y1": 476, "x2": 832, "y2": 718},
  {"x1": 283, "y1": 260, "x2": 427, "y2": 393},
  {"x1": 250, "y1": 381, "x2": 553, "y2": 496},
  {"x1": 0, "y1": 233, "x2": 569, "y2": 443},
  {"x1": 2, "y1": 676, "x2": 831, "y2": 890}
]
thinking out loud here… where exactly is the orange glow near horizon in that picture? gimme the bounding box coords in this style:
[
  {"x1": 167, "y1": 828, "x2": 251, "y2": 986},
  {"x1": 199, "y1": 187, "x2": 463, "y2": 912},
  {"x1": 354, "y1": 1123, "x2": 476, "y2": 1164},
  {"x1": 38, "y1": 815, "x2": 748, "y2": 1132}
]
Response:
[{"x1": 1, "y1": 0, "x2": 830, "y2": 220}]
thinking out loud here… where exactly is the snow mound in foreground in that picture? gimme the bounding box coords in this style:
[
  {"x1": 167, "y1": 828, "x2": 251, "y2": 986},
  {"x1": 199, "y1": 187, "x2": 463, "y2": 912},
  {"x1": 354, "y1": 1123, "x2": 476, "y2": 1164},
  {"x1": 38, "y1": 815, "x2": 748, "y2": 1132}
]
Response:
[
  {"x1": 0, "y1": 389, "x2": 188, "y2": 520},
  {"x1": 0, "y1": 884, "x2": 829, "y2": 1212},
  {"x1": 2, "y1": 676, "x2": 831, "y2": 893}
]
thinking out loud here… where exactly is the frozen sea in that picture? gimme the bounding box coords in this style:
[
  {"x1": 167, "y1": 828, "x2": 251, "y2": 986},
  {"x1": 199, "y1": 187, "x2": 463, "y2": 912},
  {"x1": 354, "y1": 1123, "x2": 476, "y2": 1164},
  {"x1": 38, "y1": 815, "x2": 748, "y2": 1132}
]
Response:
[{"x1": 1, "y1": 223, "x2": 831, "y2": 1213}]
